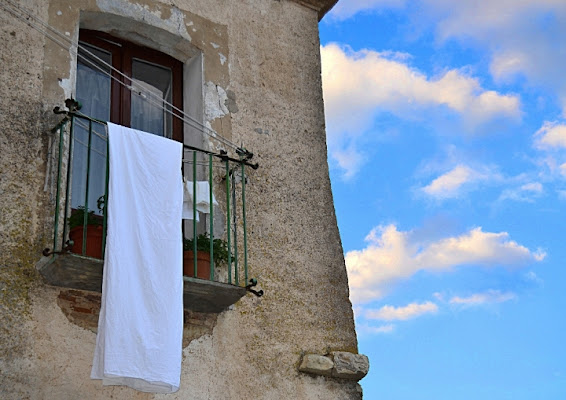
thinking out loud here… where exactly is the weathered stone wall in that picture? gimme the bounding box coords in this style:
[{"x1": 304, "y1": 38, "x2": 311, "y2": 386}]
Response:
[
  {"x1": 0, "y1": 0, "x2": 361, "y2": 399},
  {"x1": 0, "y1": 0, "x2": 52, "y2": 396}
]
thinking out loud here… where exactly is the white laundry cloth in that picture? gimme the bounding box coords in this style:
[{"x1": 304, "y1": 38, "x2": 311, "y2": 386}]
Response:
[
  {"x1": 181, "y1": 201, "x2": 198, "y2": 221},
  {"x1": 182, "y1": 180, "x2": 218, "y2": 220},
  {"x1": 91, "y1": 122, "x2": 183, "y2": 393}
]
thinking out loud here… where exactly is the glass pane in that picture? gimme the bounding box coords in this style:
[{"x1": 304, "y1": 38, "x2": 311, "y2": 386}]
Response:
[
  {"x1": 76, "y1": 43, "x2": 111, "y2": 120},
  {"x1": 131, "y1": 58, "x2": 173, "y2": 137},
  {"x1": 72, "y1": 43, "x2": 111, "y2": 216}
]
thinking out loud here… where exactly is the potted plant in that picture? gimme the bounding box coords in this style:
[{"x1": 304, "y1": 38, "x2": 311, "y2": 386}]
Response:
[
  {"x1": 183, "y1": 233, "x2": 230, "y2": 280},
  {"x1": 67, "y1": 206, "x2": 104, "y2": 259}
]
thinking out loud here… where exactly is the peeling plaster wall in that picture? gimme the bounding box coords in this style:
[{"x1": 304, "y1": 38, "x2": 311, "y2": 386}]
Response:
[
  {"x1": 204, "y1": 81, "x2": 229, "y2": 122},
  {"x1": 0, "y1": 0, "x2": 360, "y2": 399}
]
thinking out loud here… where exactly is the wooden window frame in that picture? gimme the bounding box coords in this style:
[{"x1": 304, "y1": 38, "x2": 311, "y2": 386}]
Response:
[{"x1": 79, "y1": 29, "x2": 183, "y2": 142}]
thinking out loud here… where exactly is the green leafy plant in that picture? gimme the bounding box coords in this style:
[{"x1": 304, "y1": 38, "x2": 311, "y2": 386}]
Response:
[
  {"x1": 67, "y1": 206, "x2": 103, "y2": 229},
  {"x1": 183, "y1": 233, "x2": 231, "y2": 264}
]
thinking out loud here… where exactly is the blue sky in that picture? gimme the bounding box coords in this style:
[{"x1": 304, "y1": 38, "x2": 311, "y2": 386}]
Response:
[{"x1": 319, "y1": 1, "x2": 566, "y2": 399}]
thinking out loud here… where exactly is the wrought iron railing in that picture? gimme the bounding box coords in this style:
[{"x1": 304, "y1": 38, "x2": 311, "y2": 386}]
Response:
[{"x1": 46, "y1": 102, "x2": 258, "y2": 289}]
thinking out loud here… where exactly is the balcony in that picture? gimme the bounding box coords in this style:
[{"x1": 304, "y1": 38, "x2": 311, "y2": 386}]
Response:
[{"x1": 40, "y1": 102, "x2": 262, "y2": 313}]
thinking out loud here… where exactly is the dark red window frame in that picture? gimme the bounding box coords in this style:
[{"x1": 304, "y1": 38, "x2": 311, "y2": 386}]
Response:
[{"x1": 79, "y1": 29, "x2": 184, "y2": 142}]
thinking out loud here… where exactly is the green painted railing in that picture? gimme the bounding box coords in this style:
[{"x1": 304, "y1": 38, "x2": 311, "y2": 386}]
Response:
[{"x1": 50, "y1": 111, "x2": 255, "y2": 288}]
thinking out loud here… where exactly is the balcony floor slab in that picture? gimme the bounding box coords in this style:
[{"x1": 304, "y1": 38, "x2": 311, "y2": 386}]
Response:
[{"x1": 38, "y1": 254, "x2": 246, "y2": 313}]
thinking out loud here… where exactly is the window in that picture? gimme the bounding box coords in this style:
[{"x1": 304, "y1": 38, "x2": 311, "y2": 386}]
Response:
[
  {"x1": 77, "y1": 30, "x2": 183, "y2": 139},
  {"x1": 71, "y1": 30, "x2": 183, "y2": 213}
]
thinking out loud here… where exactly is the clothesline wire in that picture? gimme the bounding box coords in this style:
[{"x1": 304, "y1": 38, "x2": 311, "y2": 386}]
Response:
[
  {"x1": 73, "y1": 117, "x2": 108, "y2": 142},
  {"x1": 73, "y1": 118, "x2": 239, "y2": 167},
  {"x1": 74, "y1": 119, "x2": 237, "y2": 169},
  {"x1": 64, "y1": 106, "x2": 259, "y2": 169},
  {"x1": 66, "y1": 116, "x2": 245, "y2": 173},
  {"x1": 1, "y1": 0, "x2": 244, "y2": 154},
  {"x1": 74, "y1": 49, "x2": 238, "y2": 150}
]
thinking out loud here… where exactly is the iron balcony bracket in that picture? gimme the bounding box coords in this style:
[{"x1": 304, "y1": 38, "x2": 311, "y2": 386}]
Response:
[
  {"x1": 42, "y1": 239, "x2": 73, "y2": 257},
  {"x1": 245, "y1": 278, "x2": 264, "y2": 297},
  {"x1": 53, "y1": 98, "x2": 82, "y2": 115}
]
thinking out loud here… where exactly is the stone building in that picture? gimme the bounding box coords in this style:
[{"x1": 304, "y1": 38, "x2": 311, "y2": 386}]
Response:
[{"x1": 0, "y1": 0, "x2": 368, "y2": 398}]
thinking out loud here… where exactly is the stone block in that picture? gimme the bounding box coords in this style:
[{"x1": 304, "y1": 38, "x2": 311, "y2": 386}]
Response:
[
  {"x1": 298, "y1": 354, "x2": 334, "y2": 376},
  {"x1": 331, "y1": 352, "x2": 369, "y2": 380}
]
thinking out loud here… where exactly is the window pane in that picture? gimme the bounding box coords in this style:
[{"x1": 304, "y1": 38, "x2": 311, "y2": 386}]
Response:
[
  {"x1": 72, "y1": 43, "x2": 111, "y2": 215},
  {"x1": 76, "y1": 43, "x2": 111, "y2": 121},
  {"x1": 131, "y1": 58, "x2": 173, "y2": 137}
]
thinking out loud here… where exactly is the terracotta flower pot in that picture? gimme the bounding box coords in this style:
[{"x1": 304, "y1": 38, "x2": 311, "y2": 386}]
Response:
[
  {"x1": 69, "y1": 225, "x2": 104, "y2": 259},
  {"x1": 183, "y1": 250, "x2": 211, "y2": 279}
]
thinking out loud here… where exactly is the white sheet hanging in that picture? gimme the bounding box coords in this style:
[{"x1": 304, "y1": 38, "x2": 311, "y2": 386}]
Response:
[
  {"x1": 182, "y1": 180, "x2": 218, "y2": 220},
  {"x1": 91, "y1": 122, "x2": 183, "y2": 393}
]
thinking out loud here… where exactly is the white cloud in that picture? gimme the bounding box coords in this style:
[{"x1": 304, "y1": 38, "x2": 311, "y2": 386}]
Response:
[
  {"x1": 433, "y1": 1, "x2": 566, "y2": 114},
  {"x1": 531, "y1": 123, "x2": 566, "y2": 187},
  {"x1": 429, "y1": 1, "x2": 566, "y2": 41},
  {"x1": 328, "y1": 0, "x2": 566, "y2": 114},
  {"x1": 331, "y1": 146, "x2": 365, "y2": 180},
  {"x1": 365, "y1": 301, "x2": 438, "y2": 321},
  {"x1": 534, "y1": 122, "x2": 566, "y2": 150},
  {"x1": 433, "y1": 292, "x2": 444, "y2": 301},
  {"x1": 346, "y1": 224, "x2": 545, "y2": 304},
  {"x1": 329, "y1": 0, "x2": 407, "y2": 20},
  {"x1": 329, "y1": 1, "x2": 566, "y2": 36},
  {"x1": 524, "y1": 271, "x2": 544, "y2": 286},
  {"x1": 321, "y1": 44, "x2": 520, "y2": 129},
  {"x1": 498, "y1": 181, "x2": 544, "y2": 203},
  {"x1": 422, "y1": 164, "x2": 497, "y2": 199},
  {"x1": 321, "y1": 44, "x2": 521, "y2": 177},
  {"x1": 449, "y1": 290, "x2": 517, "y2": 306},
  {"x1": 520, "y1": 182, "x2": 543, "y2": 193},
  {"x1": 422, "y1": 165, "x2": 474, "y2": 198},
  {"x1": 356, "y1": 323, "x2": 396, "y2": 335},
  {"x1": 490, "y1": 51, "x2": 527, "y2": 83}
]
